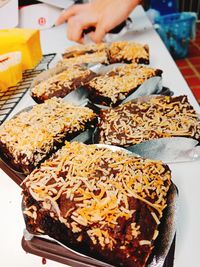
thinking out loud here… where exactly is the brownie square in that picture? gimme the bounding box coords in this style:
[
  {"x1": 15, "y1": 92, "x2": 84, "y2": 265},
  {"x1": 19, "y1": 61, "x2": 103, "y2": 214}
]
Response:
[
  {"x1": 108, "y1": 41, "x2": 149, "y2": 64},
  {"x1": 97, "y1": 95, "x2": 200, "y2": 146},
  {"x1": 61, "y1": 43, "x2": 109, "y2": 65},
  {"x1": 31, "y1": 65, "x2": 96, "y2": 103},
  {"x1": 86, "y1": 64, "x2": 162, "y2": 106},
  {"x1": 0, "y1": 98, "x2": 96, "y2": 174},
  {"x1": 22, "y1": 142, "x2": 172, "y2": 267}
]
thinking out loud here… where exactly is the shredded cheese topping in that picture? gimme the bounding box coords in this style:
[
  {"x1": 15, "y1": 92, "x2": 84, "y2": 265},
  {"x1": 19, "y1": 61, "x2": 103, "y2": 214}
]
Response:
[
  {"x1": 23, "y1": 142, "x2": 171, "y2": 249},
  {"x1": 0, "y1": 98, "x2": 95, "y2": 172},
  {"x1": 98, "y1": 95, "x2": 200, "y2": 146},
  {"x1": 31, "y1": 65, "x2": 92, "y2": 99},
  {"x1": 109, "y1": 41, "x2": 149, "y2": 63},
  {"x1": 88, "y1": 64, "x2": 160, "y2": 104},
  {"x1": 61, "y1": 43, "x2": 108, "y2": 65},
  {"x1": 60, "y1": 41, "x2": 149, "y2": 66}
]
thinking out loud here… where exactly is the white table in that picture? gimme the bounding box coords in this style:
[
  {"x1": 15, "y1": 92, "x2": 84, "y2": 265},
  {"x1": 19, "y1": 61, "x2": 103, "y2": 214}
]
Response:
[{"x1": 0, "y1": 5, "x2": 200, "y2": 267}]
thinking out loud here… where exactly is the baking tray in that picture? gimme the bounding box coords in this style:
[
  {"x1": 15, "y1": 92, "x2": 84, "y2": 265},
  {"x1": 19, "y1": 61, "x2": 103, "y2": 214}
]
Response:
[
  {"x1": 21, "y1": 235, "x2": 175, "y2": 267},
  {"x1": 0, "y1": 158, "x2": 25, "y2": 186}
]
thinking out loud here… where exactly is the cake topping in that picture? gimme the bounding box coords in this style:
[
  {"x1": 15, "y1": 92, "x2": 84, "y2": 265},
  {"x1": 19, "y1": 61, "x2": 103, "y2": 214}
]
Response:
[
  {"x1": 0, "y1": 98, "x2": 96, "y2": 172},
  {"x1": 31, "y1": 65, "x2": 93, "y2": 100},
  {"x1": 108, "y1": 41, "x2": 149, "y2": 64},
  {"x1": 98, "y1": 95, "x2": 200, "y2": 146},
  {"x1": 61, "y1": 43, "x2": 108, "y2": 65},
  {"x1": 23, "y1": 142, "x2": 171, "y2": 249},
  {"x1": 87, "y1": 64, "x2": 162, "y2": 105},
  {"x1": 60, "y1": 41, "x2": 149, "y2": 66}
]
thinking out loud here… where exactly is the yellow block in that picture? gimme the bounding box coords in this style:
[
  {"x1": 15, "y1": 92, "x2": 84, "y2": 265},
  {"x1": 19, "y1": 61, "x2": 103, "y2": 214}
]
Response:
[
  {"x1": 0, "y1": 51, "x2": 23, "y2": 92},
  {"x1": 0, "y1": 28, "x2": 42, "y2": 70}
]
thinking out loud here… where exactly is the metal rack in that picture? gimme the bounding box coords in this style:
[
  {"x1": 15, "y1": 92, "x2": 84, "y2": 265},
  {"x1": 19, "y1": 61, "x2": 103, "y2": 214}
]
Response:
[{"x1": 0, "y1": 53, "x2": 56, "y2": 124}]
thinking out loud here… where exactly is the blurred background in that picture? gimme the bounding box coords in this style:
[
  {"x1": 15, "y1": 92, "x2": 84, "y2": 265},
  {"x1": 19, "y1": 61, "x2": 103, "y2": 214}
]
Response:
[
  {"x1": 0, "y1": 0, "x2": 199, "y2": 104},
  {"x1": 17, "y1": 0, "x2": 200, "y2": 104}
]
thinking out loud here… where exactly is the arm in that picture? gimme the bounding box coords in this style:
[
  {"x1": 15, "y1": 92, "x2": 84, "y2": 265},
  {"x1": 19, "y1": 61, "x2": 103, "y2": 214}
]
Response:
[{"x1": 56, "y1": 0, "x2": 141, "y2": 43}]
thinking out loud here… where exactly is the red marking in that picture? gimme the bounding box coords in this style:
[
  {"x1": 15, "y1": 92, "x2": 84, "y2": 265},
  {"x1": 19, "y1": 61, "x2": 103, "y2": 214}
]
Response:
[
  {"x1": 38, "y1": 17, "x2": 46, "y2": 26},
  {"x1": 0, "y1": 57, "x2": 9, "y2": 63},
  {"x1": 42, "y1": 257, "x2": 47, "y2": 265}
]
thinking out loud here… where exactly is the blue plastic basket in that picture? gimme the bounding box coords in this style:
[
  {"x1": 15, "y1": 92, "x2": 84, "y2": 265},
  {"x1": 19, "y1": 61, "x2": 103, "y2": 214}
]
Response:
[{"x1": 155, "y1": 12, "x2": 197, "y2": 59}]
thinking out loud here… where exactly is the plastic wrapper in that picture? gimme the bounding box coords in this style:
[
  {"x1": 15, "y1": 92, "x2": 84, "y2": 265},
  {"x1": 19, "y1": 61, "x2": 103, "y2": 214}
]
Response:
[{"x1": 22, "y1": 144, "x2": 177, "y2": 267}]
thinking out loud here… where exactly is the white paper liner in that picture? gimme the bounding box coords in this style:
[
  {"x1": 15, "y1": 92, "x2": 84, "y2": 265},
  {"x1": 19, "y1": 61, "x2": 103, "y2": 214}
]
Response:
[
  {"x1": 126, "y1": 137, "x2": 200, "y2": 164},
  {"x1": 22, "y1": 144, "x2": 177, "y2": 267}
]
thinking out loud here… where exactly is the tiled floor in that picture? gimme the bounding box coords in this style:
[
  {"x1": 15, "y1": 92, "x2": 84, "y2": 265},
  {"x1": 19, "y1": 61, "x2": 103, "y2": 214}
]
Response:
[{"x1": 175, "y1": 23, "x2": 200, "y2": 104}]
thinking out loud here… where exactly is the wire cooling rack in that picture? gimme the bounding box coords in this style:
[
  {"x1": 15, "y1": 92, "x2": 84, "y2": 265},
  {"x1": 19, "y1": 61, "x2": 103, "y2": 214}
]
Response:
[{"x1": 0, "y1": 53, "x2": 56, "y2": 124}]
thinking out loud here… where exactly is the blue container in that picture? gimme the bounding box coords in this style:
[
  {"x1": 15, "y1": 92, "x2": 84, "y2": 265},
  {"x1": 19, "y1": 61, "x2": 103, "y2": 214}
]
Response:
[
  {"x1": 155, "y1": 12, "x2": 197, "y2": 59},
  {"x1": 151, "y1": 0, "x2": 178, "y2": 15}
]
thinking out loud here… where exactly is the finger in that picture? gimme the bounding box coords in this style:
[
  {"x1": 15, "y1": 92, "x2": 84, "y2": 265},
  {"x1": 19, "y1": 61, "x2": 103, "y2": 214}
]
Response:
[
  {"x1": 88, "y1": 25, "x2": 106, "y2": 43},
  {"x1": 55, "y1": 4, "x2": 83, "y2": 26},
  {"x1": 67, "y1": 17, "x2": 88, "y2": 43}
]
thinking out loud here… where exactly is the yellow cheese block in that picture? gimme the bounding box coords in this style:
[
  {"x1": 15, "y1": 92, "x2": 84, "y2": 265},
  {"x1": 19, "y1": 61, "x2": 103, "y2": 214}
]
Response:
[
  {"x1": 0, "y1": 52, "x2": 22, "y2": 92},
  {"x1": 0, "y1": 28, "x2": 42, "y2": 70}
]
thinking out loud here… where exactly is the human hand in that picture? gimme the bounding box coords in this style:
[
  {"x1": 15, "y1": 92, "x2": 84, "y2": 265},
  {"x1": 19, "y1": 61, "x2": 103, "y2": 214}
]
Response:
[{"x1": 55, "y1": 0, "x2": 141, "y2": 43}]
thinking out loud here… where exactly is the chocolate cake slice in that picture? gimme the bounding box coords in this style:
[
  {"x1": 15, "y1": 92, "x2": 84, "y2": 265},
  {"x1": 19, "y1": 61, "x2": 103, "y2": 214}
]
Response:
[
  {"x1": 22, "y1": 142, "x2": 172, "y2": 267},
  {"x1": 61, "y1": 41, "x2": 149, "y2": 66},
  {"x1": 0, "y1": 98, "x2": 96, "y2": 174},
  {"x1": 31, "y1": 65, "x2": 96, "y2": 103},
  {"x1": 97, "y1": 95, "x2": 200, "y2": 147},
  {"x1": 108, "y1": 41, "x2": 149, "y2": 64},
  {"x1": 61, "y1": 43, "x2": 109, "y2": 66},
  {"x1": 85, "y1": 64, "x2": 162, "y2": 106}
]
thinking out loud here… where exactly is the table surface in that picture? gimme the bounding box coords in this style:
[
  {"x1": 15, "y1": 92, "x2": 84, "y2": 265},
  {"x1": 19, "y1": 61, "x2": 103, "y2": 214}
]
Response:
[{"x1": 0, "y1": 5, "x2": 200, "y2": 267}]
